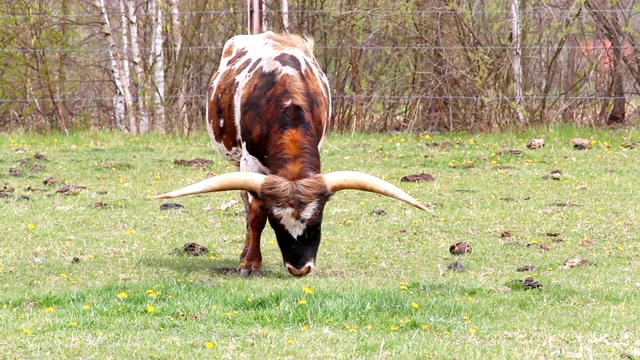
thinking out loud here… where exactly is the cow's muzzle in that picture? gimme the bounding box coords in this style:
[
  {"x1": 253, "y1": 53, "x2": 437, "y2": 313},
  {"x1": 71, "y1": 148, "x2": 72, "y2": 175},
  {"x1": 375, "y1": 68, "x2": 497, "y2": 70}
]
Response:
[{"x1": 285, "y1": 261, "x2": 314, "y2": 277}]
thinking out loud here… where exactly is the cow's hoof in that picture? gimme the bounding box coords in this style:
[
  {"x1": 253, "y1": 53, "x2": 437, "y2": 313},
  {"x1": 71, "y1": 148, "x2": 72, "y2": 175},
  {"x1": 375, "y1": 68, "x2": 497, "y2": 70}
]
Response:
[{"x1": 240, "y1": 268, "x2": 262, "y2": 278}]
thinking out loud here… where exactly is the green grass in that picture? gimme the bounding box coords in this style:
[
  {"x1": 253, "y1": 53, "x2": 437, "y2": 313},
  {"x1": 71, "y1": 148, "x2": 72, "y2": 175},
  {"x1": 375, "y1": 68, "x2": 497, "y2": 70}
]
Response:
[{"x1": 1, "y1": 127, "x2": 640, "y2": 359}]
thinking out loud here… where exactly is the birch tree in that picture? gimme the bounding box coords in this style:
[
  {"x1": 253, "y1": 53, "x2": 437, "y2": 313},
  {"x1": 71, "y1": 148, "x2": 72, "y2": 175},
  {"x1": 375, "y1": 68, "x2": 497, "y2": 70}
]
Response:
[
  {"x1": 510, "y1": 0, "x2": 526, "y2": 126},
  {"x1": 96, "y1": 0, "x2": 135, "y2": 133},
  {"x1": 149, "y1": 0, "x2": 166, "y2": 133},
  {"x1": 127, "y1": 0, "x2": 149, "y2": 132},
  {"x1": 282, "y1": 0, "x2": 290, "y2": 33},
  {"x1": 169, "y1": 0, "x2": 188, "y2": 134}
]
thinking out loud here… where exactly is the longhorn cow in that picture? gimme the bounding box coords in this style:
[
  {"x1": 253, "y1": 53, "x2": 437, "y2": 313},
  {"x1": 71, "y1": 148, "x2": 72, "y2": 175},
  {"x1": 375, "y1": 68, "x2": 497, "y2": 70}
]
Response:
[{"x1": 155, "y1": 32, "x2": 428, "y2": 277}]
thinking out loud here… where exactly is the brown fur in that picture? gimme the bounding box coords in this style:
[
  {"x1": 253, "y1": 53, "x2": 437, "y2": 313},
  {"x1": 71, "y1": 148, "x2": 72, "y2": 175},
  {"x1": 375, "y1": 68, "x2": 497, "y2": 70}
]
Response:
[{"x1": 261, "y1": 174, "x2": 331, "y2": 208}]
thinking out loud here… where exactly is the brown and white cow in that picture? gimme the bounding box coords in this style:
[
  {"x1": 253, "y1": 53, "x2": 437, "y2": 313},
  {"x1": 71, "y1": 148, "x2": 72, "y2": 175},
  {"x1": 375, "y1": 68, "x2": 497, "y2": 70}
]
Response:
[{"x1": 155, "y1": 32, "x2": 428, "y2": 277}]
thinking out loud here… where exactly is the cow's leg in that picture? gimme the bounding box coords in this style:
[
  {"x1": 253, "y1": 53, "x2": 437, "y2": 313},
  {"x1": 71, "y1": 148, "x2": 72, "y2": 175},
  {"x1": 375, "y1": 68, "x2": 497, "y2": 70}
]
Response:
[
  {"x1": 240, "y1": 192, "x2": 267, "y2": 277},
  {"x1": 240, "y1": 190, "x2": 250, "y2": 261}
]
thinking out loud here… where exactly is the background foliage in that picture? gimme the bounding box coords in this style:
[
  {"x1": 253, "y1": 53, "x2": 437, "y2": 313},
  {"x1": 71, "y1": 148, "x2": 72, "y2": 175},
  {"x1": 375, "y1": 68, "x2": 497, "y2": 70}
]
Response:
[{"x1": 0, "y1": 0, "x2": 639, "y2": 133}]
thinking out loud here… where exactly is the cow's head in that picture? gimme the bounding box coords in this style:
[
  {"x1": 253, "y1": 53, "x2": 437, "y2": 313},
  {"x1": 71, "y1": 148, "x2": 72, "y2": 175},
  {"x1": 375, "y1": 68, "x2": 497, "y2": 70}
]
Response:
[{"x1": 154, "y1": 171, "x2": 428, "y2": 276}]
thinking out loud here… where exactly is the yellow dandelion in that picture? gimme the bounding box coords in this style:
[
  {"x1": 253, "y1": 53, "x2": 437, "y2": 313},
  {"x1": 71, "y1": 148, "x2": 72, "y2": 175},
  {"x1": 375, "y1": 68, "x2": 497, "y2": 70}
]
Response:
[
  {"x1": 125, "y1": 229, "x2": 135, "y2": 235},
  {"x1": 60, "y1": 273, "x2": 67, "y2": 278},
  {"x1": 421, "y1": 324, "x2": 430, "y2": 330},
  {"x1": 411, "y1": 302, "x2": 419, "y2": 309},
  {"x1": 146, "y1": 305, "x2": 155, "y2": 312},
  {"x1": 366, "y1": 324, "x2": 373, "y2": 329},
  {"x1": 23, "y1": 329, "x2": 32, "y2": 335},
  {"x1": 469, "y1": 328, "x2": 477, "y2": 334},
  {"x1": 83, "y1": 304, "x2": 91, "y2": 310},
  {"x1": 68, "y1": 321, "x2": 78, "y2": 327},
  {"x1": 204, "y1": 342, "x2": 215, "y2": 349},
  {"x1": 44, "y1": 306, "x2": 55, "y2": 312},
  {"x1": 27, "y1": 223, "x2": 36, "y2": 230},
  {"x1": 247, "y1": 297, "x2": 253, "y2": 302},
  {"x1": 302, "y1": 286, "x2": 314, "y2": 294},
  {"x1": 287, "y1": 339, "x2": 295, "y2": 345},
  {"x1": 399, "y1": 282, "x2": 408, "y2": 290},
  {"x1": 390, "y1": 325, "x2": 398, "y2": 331},
  {"x1": 117, "y1": 292, "x2": 129, "y2": 299},
  {"x1": 298, "y1": 299, "x2": 307, "y2": 305},
  {"x1": 301, "y1": 325, "x2": 308, "y2": 332}
]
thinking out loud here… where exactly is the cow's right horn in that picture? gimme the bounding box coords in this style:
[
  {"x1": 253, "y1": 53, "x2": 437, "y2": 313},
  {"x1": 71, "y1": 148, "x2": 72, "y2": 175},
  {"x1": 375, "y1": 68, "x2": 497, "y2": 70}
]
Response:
[
  {"x1": 153, "y1": 172, "x2": 266, "y2": 199},
  {"x1": 323, "y1": 171, "x2": 431, "y2": 212}
]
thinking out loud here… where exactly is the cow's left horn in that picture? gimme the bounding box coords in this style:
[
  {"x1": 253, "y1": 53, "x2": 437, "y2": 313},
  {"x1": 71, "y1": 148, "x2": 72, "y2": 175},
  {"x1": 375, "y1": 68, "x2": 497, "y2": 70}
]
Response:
[
  {"x1": 153, "y1": 172, "x2": 267, "y2": 199},
  {"x1": 323, "y1": 171, "x2": 431, "y2": 212}
]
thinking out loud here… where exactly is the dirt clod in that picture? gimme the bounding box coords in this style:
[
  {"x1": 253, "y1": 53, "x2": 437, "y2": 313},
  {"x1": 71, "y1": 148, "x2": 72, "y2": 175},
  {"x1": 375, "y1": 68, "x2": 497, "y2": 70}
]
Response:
[
  {"x1": 526, "y1": 138, "x2": 545, "y2": 149},
  {"x1": 447, "y1": 260, "x2": 465, "y2": 271},
  {"x1": 71, "y1": 257, "x2": 81, "y2": 264},
  {"x1": 401, "y1": 172, "x2": 435, "y2": 182},
  {"x1": 57, "y1": 184, "x2": 85, "y2": 195},
  {"x1": 563, "y1": 257, "x2": 591, "y2": 269},
  {"x1": 520, "y1": 276, "x2": 544, "y2": 290},
  {"x1": 450, "y1": 241, "x2": 473, "y2": 255},
  {"x1": 516, "y1": 264, "x2": 537, "y2": 272},
  {"x1": 500, "y1": 231, "x2": 513, "y2": 238},
  {"x1": 571, "y1": 138, "x2": 591, "y2": 150},
  {"x1": 94, "y1": 202, "x2": 108, "y2": 209},
  {"x1": 43, "y1": 177, "x2": 61, "y2": 185},
  {"x1": 372, "y1": 209, "x2": 386, "y2": 215},
  {"x1": 160, "y1": 202, "x2": 184, "y2": 211},
  {"x1": 34, "y1": 152, "x2": 47, "y2": 160},
  {"x1": 184, "y1": 242, "x2": 208, "y2": 256}
]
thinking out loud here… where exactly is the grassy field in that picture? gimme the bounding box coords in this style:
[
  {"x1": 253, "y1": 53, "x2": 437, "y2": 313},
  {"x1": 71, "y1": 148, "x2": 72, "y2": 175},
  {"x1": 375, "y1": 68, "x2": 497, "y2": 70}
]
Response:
[{"x1": 1, "y1": 128, "x2": 639, "y2": 359}]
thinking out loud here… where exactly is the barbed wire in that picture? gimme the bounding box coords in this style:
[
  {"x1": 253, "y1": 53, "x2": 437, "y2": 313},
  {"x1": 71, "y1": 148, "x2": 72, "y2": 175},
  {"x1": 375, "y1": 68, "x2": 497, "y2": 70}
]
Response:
[
  {"x1": 1, "y1": 44, "x2": 637, "y2": 54},
  {"x1": 3, "y1": 94, "x2": 639, "y2": 104},
  {"x1": 0, "y1": 8, "x2": 633, "y2": 19}
]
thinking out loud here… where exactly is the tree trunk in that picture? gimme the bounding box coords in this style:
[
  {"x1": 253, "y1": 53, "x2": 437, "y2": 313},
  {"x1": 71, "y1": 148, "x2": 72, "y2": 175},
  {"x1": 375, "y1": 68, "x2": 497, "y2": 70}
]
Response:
[
  {"x1": 248, "y1": 0, "x2": 263, "y2": 34},
  {"x1": 281, "y1": 0, "x2": 290, "y2": 33},
  {"x1": 127, "y1": 0, "x2": 149, "y2": 133},
  {"x1": 150, "y1": 1, "x2": 166, "y2": 133},
  {"x1": 167, "y1": 0, "x2": 206, "y2": 116},
  {"x1": 96, "y1": 0, "x2": 135, "y2": 134},
  {"x1": 169, "y1": 0, "x2": 188, "y2": 135},
  {"x1": 585, "y1": 0, "x2": 626, "y2": 124},
  {"x1": 510, "y1": 0, "x2": 526, "y2": 126}
]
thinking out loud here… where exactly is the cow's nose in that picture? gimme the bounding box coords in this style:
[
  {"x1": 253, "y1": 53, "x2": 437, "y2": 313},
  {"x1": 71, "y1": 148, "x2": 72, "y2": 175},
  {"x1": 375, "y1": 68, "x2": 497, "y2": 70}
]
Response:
[{"x1": 285, "y1": 262, "x2": 314, "y2": 277}]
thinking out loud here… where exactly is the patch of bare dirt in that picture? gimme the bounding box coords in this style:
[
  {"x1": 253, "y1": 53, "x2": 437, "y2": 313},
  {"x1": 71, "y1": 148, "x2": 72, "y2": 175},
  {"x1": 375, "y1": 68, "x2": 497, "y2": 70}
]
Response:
[{"x1": 174, "y1": 158, "x2": 213, "y2": 168}]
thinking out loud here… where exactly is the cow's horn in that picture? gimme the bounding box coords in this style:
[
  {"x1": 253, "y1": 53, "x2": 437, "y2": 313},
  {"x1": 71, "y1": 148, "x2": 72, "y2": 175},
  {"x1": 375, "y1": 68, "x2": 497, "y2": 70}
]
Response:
[
  {"x1": 153, "y1": 172, "x2": 267, "y2": 199},
  {"x1": 323, "y1": 171, "x2": 431, "y2": 212}
]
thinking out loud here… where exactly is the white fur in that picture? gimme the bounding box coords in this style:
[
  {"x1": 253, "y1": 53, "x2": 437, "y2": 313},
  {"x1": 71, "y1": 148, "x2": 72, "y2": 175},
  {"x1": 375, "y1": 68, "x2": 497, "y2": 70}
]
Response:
[{"x1": 272, "y1": 201, "x2": 319, "y2": 238}]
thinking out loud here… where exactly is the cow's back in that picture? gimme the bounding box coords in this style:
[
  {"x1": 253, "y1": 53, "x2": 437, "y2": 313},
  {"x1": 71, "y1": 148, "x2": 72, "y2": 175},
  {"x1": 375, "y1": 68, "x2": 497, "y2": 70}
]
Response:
[{"x1": 206, "y1": 32, "x2": 331, "y2": 173}]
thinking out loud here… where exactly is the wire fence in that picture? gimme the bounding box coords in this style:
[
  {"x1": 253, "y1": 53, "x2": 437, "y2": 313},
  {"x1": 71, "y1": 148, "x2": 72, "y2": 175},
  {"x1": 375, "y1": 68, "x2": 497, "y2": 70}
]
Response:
[{"x1": 1, "y1": 2, "x2": 639, "y2": 133}]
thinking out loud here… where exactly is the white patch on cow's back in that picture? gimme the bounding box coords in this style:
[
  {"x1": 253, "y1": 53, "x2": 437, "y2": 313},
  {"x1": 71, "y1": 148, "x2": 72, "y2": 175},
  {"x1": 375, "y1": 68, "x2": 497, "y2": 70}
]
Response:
[
  {"x1": 209, "y1": 31, "x2": 330, "y2": 168},
  {"x1": 272, "y1": 201, "x2": 319, "y2": 238}
]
